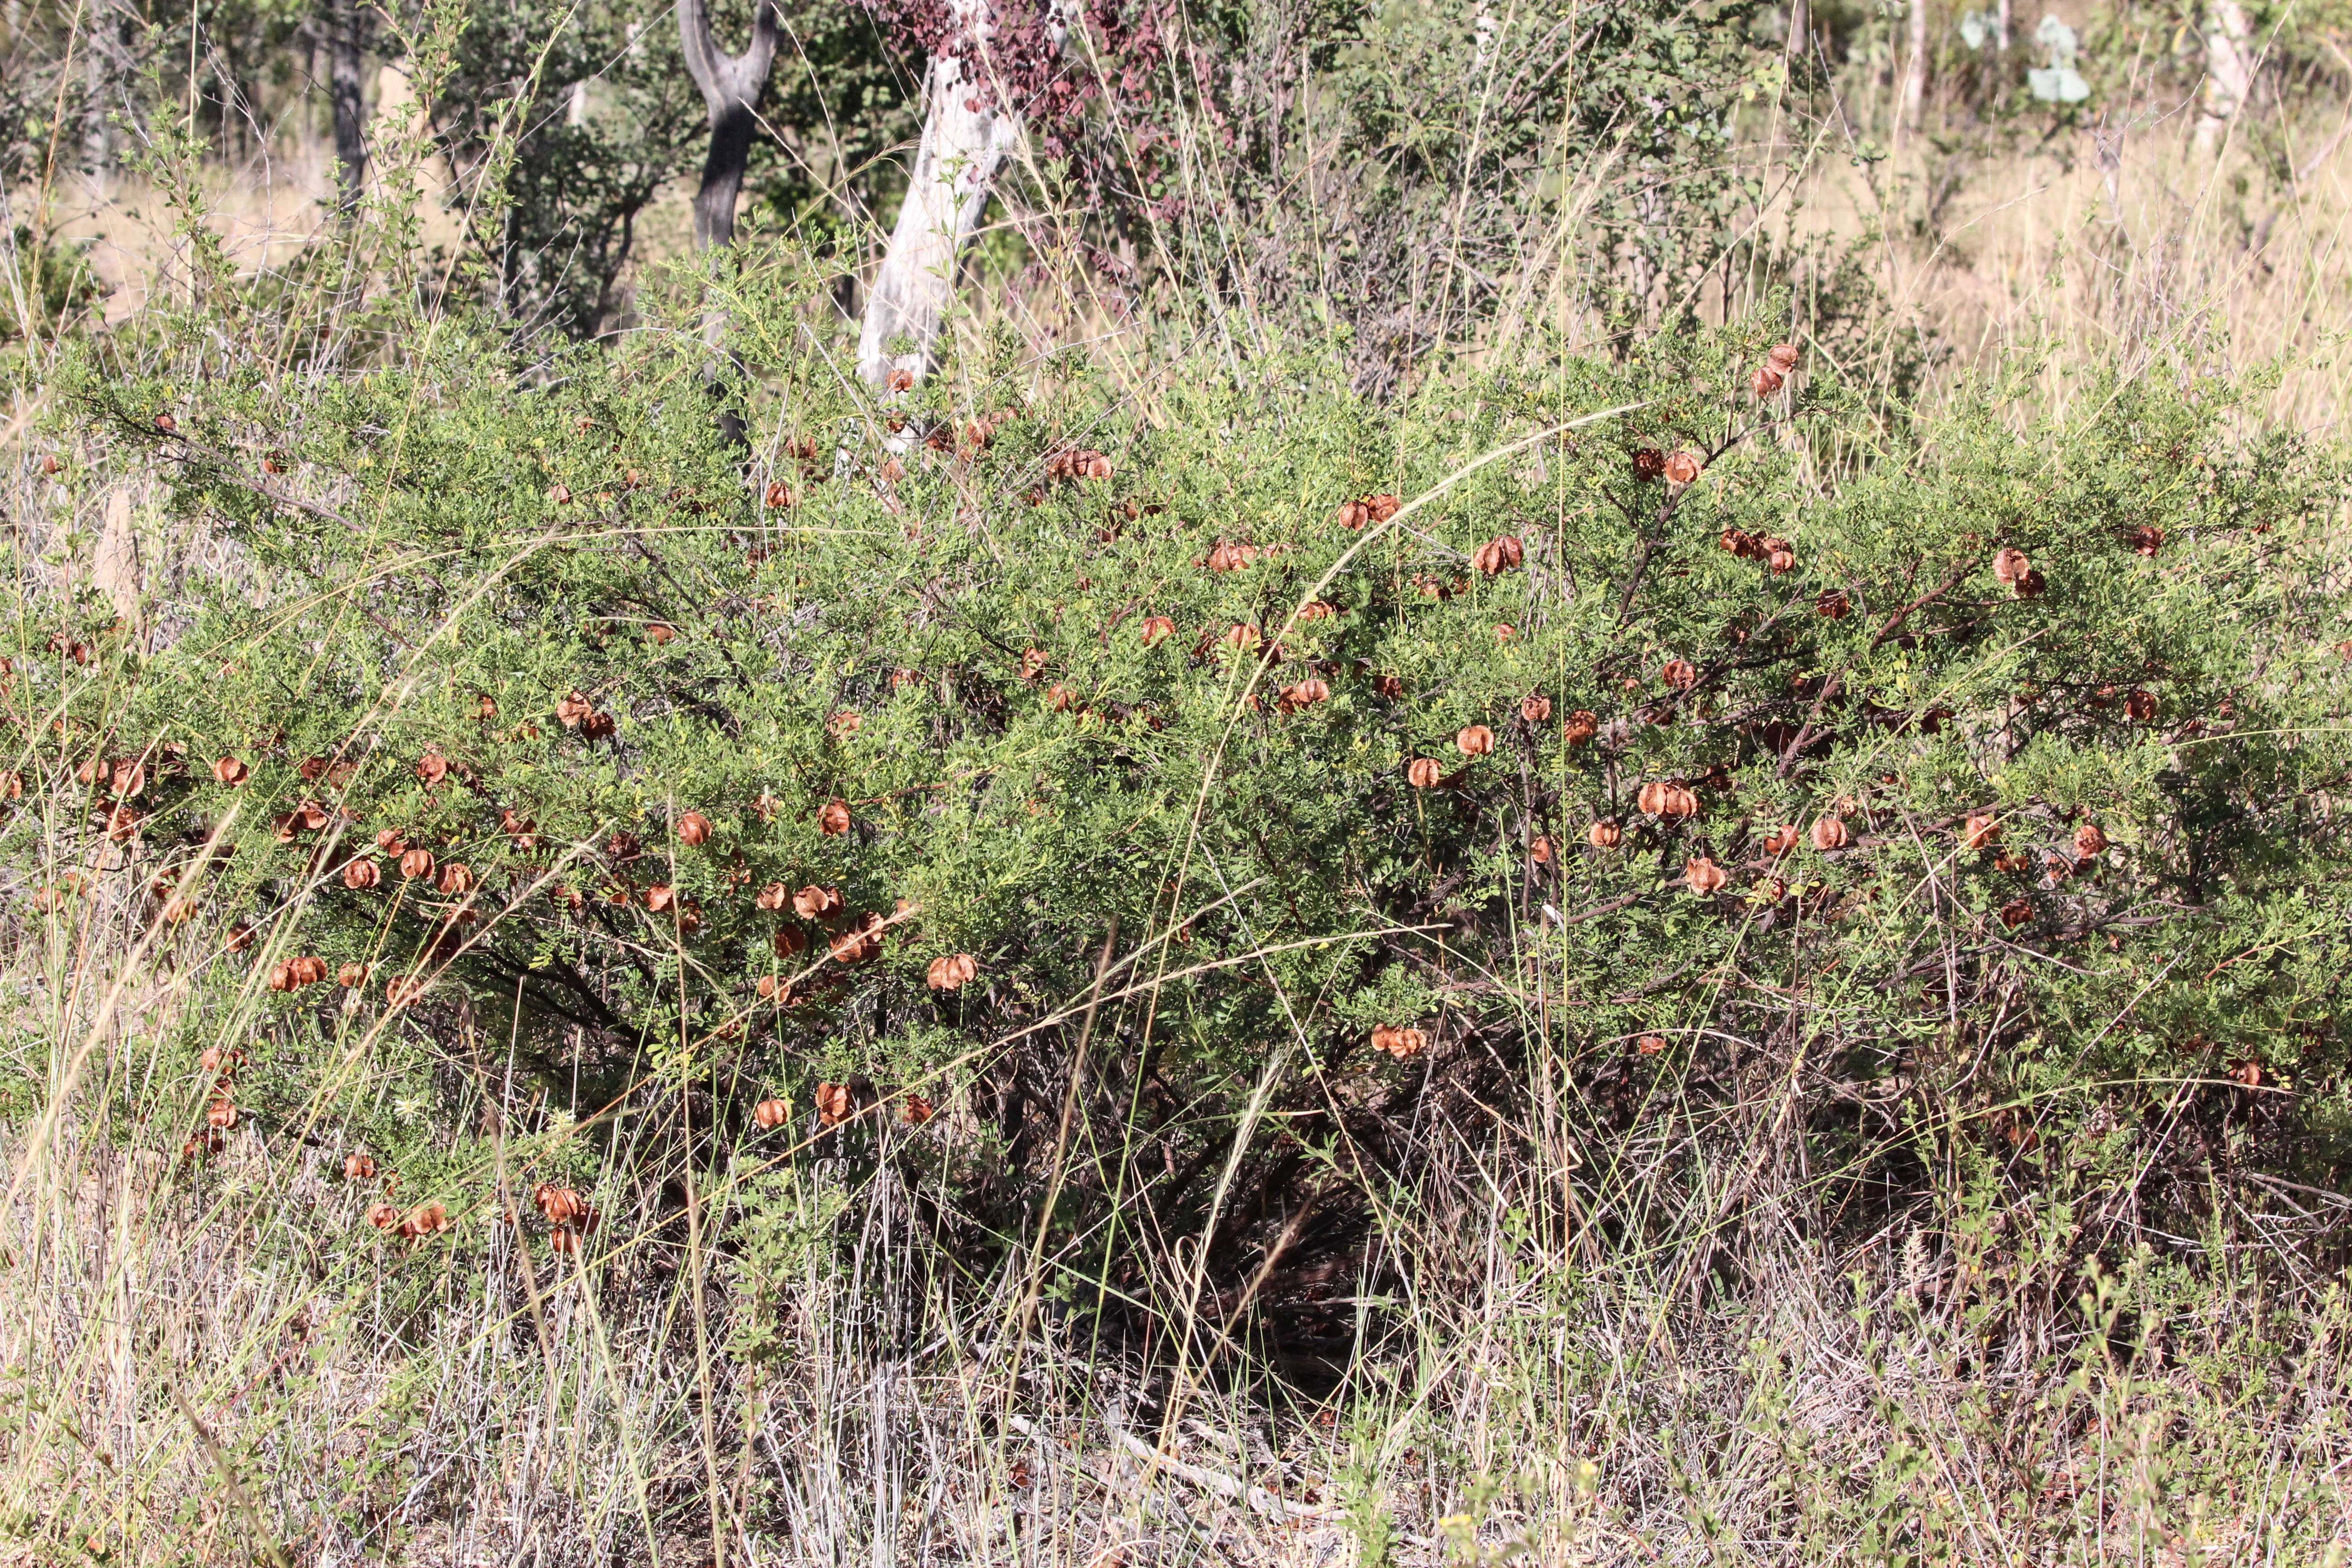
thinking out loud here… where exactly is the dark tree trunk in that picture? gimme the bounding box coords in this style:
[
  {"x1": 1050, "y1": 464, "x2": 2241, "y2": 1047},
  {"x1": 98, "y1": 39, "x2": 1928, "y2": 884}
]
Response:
[
  {"x1": 328, "y1": 0, "x2": 368, "y2": 210},
  {"x1": 678, "y1": 0, "x2": 779, "y2": 250}
]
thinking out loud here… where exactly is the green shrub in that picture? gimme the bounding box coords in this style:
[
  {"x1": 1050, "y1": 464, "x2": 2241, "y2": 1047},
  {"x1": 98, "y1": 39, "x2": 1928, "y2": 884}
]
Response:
[{"x1": 10, "y1": 266, "x2": 2351, "y2": 1316}]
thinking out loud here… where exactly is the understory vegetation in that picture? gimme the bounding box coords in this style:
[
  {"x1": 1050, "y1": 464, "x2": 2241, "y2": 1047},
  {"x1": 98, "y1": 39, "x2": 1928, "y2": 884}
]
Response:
[{"x1": 8, "y1": 0, "x2": 2352, "y2": 1562}]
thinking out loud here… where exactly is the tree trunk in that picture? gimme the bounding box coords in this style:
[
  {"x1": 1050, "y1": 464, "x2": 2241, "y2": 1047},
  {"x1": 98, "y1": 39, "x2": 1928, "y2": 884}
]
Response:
[
  {"x1": 1899, "y1": 0, "x2": 1927, "y2": 135},
  {"x1": 678, "y1": 0, "x2": 779, "y2": 250},
  {"x1": 2195, "y1": 0, "x2": 2253, "y2": 155},
  {"x1": 857, "y1": 0, "x2": 1033, "y2": 387},
  {"x1": 328, "y1": 0, "x2": 368, "y2": 210}
]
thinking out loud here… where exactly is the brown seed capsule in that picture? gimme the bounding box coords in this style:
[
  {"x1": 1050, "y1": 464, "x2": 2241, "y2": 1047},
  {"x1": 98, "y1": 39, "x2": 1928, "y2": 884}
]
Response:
[
  {"x1": 818, "y1": 800, "x2": 852, "y2": 836},
  {"x1": 1816, "y1": 588, "x2": 1850, "y2": 619},
  {"x1": 337, "y1": 961, "x2": 368, "y2": 987},
  {"x1": 416, "y1": 753, "x2": 449, "y2": 786},
  {"x1": 344, "y1": 1153, "x2": 377, "y2": 1181},
  {"x1": 212, "y1": 755, "x2": 250, "y2": 786},
  {"x1": 1407, "y1": 758, "x2": 1443, "y2": 788},
  {"x1": 644, "y1": 885, "x2": 676, "y2": 912},
  {"x1": 814, "y1": 1083, "x2": 853, "y2": 1127},
  {"x1": 1223, "y1": 623, "x2": 1263, "y2": 653},
  {"x1": 1587, "y1": 819, "x2": 1622, "y2": 848},
  {"x1": 1455, "y1": 725, "x2": 1495, "y2": 757},
  {"x1": 1766, "y1": 541, "x2": 1798, "y2": 575},
  {"x1": 773, "y1": 926, "x2": 808, "y2": 959},
  {"x1": 2129, "y1": 525, "x2": 2165, "y2": 557},
  {"x1": 1632, "y1": 449, "x2": 1666, "y2": 481},
  {"x1": 903, "y1": 1095, "x2": 934, "y2": 1124},
  {"x1": 1752, "y1": 365, "x2": 1784, "y2": 397},
  {"x1": 555, "y1": 692, "x2": 593, "y2": 729},
  {"x1": 1765, "y1": 342, "x2": 1801, "y2": 373},
  {"x1": 1562, "y1": 710, "x2": 1598, "y2": 746},
  {"x1": 1519, "y1": 694, "x2": 1553, "y2": 724},
  {"x1": 343, "y1": 859, "x2": 380, "y2": 890},
  {"x1": 207, "y1": 1096, "x2": 237, "y2": 1128},
  {"x1": 1471, "y1": 536, "x2": 1524, "y2": 575},
  {"x1": 1636, "y1": 1034, "x2": 1667, "y2": 1055},
  {"x1": 436, "y1": 863, "x2": 474, "y2": 896},
  {"x1": 1047, "y1": 683, "x2": 1076, "y2": 712},
  {"x1": 1685, "y1": 857, "x2": 1728, "y2": 894},
  {"x1": 1763, "y1": 824, "x2": 1800, "y2": 856},
  {"x1": 1999, "y1": 898, "x2": 2034, "y2": 929},
  {"x1": 1530, "y1": 835, "x2": 1555, "y2": 865},
  {"x1": 368, "y1": 1202, "x2": 402, "y2": 1231},
  {"x1": 793, "y1": 885, "x2": 841, "y2": 920},
  {"x1": 1661, "y1": 659, "x2": 1697, "y2": 691},
  {"x1": 1372, "y1": 1026, "x2": 1428, "y2": 1059},
  {"x1": 1140, "y1": 615, "x2": 1176, "y2": 646},
  {"x1": 927, "y1": 952, "x2": 979, "y2": 991},
  {"x1": 2124, "y1": 690, "x2": 2156, "y2": 722},
  {"x1": 1638, "y1": 781, "x2": 1699, "y2": 819},
  {"x1": 548, "y1": 484, "x2": 572, "y2": 505},
  {"x1": 753, "y1": 1098, "x2": 791, "y2": 1130},
  {"x1": 1663, "y1": 451, "x2": 1702, "y2": 485},
  {"x1": 1283, "y1": 677, "x2": 1331, "y2": 709},
  {"x1": 1965, "y1": 813, "x2": 2000, "y2": 849},
  {"x1": 2073, "y1": 822, "x2": 2108, "y2": 859},
  {"x1": 645, "y1": 622, "x2": 675, "y2": 646},
  {"x1": 1810, "y1": 817, "x2": 1848, "y2": 851},
  {"x1": 756, "y1": 883, "x2": 789, "y2": 911},
  {"x1": 677, "y1": 812, "x2": 712, "y2": 846}
]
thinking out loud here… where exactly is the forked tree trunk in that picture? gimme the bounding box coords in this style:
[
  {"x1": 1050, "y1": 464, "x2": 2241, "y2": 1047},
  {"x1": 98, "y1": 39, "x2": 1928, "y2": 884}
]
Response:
[
  {"x1": 2195, "y1": 0, "x2": 2253, "y2": 155},
  {"x1": 857, "y1": 0, "x2": 1033, "y2": 387},
  {"x1": 679, "y1": 0, "x2": 779, "y2": 250},
  {"x1": 328, "y1": 0, "x2": 368, "y2": 210}
]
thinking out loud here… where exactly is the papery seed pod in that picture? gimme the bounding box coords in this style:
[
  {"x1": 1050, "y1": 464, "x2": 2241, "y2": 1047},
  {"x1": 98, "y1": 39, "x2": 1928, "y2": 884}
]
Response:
[
  {"x1": 1763, "y1": 824, "x2": 1800, "y2": 856},
  {"x1": 927, "y1": 951, "x2": 979, "y2": 991},
  {"x1": 645, "y1": 623, "x2": 676, "y2": 646},
  {"x1": 1992, "y1": 547, "x2": 2032, "y2": 588},
  {"x1": 1661, "y1": 660, "x2": 1697, "y2": 691},
  {"x1": 547, "y1": 484, "x2": 572, "y2": 505},
  {"x1": 1530, "y1": 835, "x2": 1555, "y2": 865},
  {"x1": 344, "y1": 1153, "x2": 377, "y2": 1181},
  {"x1": 1685, "y1": 857, "x2": 1728, "y2": 894},
  {"x1": 1286, "y1": 678, "x2": 1332, "y2": 708},
  {"x1": 1752, "y1": 365, "x2": 1784, "y2": 397},
  {"x1": 416, "y1": 753, "x2": 448, "y2": 786},
  {"x1": 1455, "y1": 725, "x2": 1495, "y2": 757},
  {"x1": 1765, "y1": 342, "x2": 1801, "y2": 373},
  {"x1": 755, "y1": 974, "x2": 785, "y2": 999},
  {"x1": 200, "y1": 1045, "x2": 244, "y2": 1073},
  {"x1": 793, "y1": 885, "x2": 841, "y2": 920},
  {"x1": 436, "y1": 863, "x2": 474, "y2": 896},
  {"x1": 409, "y1": 1202, "x2": 449, "y2": 1235},
  {"x1": 1810, "y1": 817, "x2": 1849, "y2": 851},
  {"x1": 903, "y1": 1095, "x2": 934, "y2": 1125},
  {"x1": 337, "y1": 961, "x2": 368, "y2": 987},
  {"x1": 1632, "y1": 449, "x2": 1666, "y2": 480},
  {"x1": 818, "y1": 800, "x2": 852, "y2": 836},
  {"x1": 1471, "y1": 536, "x2": 1524, "y2": 575},
  {"x1": 1766, "y1": 542, "x2": 1798, "y2": 574},
  {"x1": 1637, "y1": 1034, "x2": 1667, "y2": 1055},
  {"x1": 2124, "y1": 690, "x2": 2156, "y2": 722},
  {"x1": 814, "y1": 1082, "x2": 853, "y2": 1127},
  {"x1": 1965, "y1": 813, "x2": 2000, "y2": 849},
  {"x1": 41, "y1": 455, "x2": 62, "y2": 475},
  {"x1": 1758, "y1": 876, "x2": 1790, "y2": 902},
  {"x1": 1720, "y1": 528, "x2": 1763, "y2": 560},
  {"x1": 757, "y1": 883, "x2": 789, "y2": 911},
  {"x1": 1047, "y1": 683, "x2": 1076, "y2": 712},
  {"x1": 1367, "y1": 494, "x2": 1401, "y2": 522},
  {"x1": 2231, "y1": 1058, "x2": 2263, "y2": 1088},
  {"x1": 294, "y1": 956, "x2": 330, "y2": 986},
  {"x1": 1587, "y1": 819, "x2": 1622, "y2": 848},
  {"x1": 555, "y1": 692, "x2": 593, "y2": 729},
  {"x1": 1373, "y1": 1026, "x2": 1427, "y2": 1059},
  {"x1": 1407, "y1": 758, "x2": 1443, "y2": 788},
  {"x1": 367, "y1": 1202, "x2": 401, "y2": 1230},
  {"x1": 773, "y1": 921, "x2": 812, "y2": 960},
  {"x1": 225, "y1": 923, "x2": 255, "y2": 954},
  {"x1": 2074, "y1": 822, "x2": 2108, "y2": 859},
  {"x1": 1140, "y1": 615, "x2": 1176, "y2": 646},
  {"x1": 534, "y1": 1184, "x2": 588, "y2": 1225},
  {"x1": 1520, "y1": 694, "x2": 1552, "y2": 724},
  {"x1": 1999, "y1": 898, "x2": 2034, "y2": 929},
  {"x1": 753, "y1": 1098, "x2": 791, "y2": 1130},
  {"x1": 210, "y1": 755, "x2": 250, "y2": 787},
  {"x1": 1562, "y1": 710, "x2": 1598, "y2": 745},
  {"x1": 267, "y1": 962, "x2": 295, "y2": 993},
  {"x1": 1019, "y1": 648, "x2": 1048, "y2": 680},
  {"x1": 765, "y1": 480, "x2": 796, "y2": 509},
  {"x1": 1223, "y1": 623, "x2": 1263, "y2": 653},
  {"x1": 207, "y1": 1097, "x2": 237, "y2": 1128},
  {"x1": 1816, "y1": 588, "x2": 1850, "y2": 619},
  {"x1": 343, "y1": 859, "x2": 380, "y2": 890},
  {"x1": 677, "y1": 812, "x2": 712, "y2": 846},
  {"x1": 1298, "y1": 600, "x2": 1338, "y2": 622},
  {"x1": 1494, "y1": 624, "x2": 1515, "y2": 643},
  {"x1": 2129, "y1": 525, "x2": 2164, "y2": 557},
  {"x1": 1664, "y1": 451, "x2": 1703, "y2": 485},
  {"x1": 828, "y1": 710, "x2": 862, "y2": 736},
  {"x1": 644, "y1": 885, "x2": 675, "y2": 912},
  {"x1": 154, "y1": 413, "x2": 177, "y2": 433}
]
